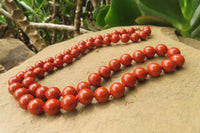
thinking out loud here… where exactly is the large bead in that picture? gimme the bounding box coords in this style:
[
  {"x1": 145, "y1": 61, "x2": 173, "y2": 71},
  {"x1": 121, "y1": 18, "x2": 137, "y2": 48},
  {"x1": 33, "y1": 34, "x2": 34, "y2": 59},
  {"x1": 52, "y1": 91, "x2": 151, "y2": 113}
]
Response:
[
  {"x1": 77, "y1": 88, "x2": 93, "y2": 105},
  {"x1": 19, "y1": 94, "x2": 34, "y2": 110},
  {"x1": 44, "y1": 98, "x2": 60, "y2": 115},
  {"x1": 110, "y1": 82, "x2": 125, "y2": 98},
  {"x1": 94, "y1": 87, "x2": 109, "y2": 103},
  {"x1": 28, "y1": 98, "x2": 44, "y2": 115},
  {"x1": 61, "y1": 95, "x2": 77, "y2": 111},
  {"x1": 88, "y1": 73, "x2": 101, "y2": 86},
  {"x1": 121, "y1": 73, "x2": 136, "y2": 87},
  {"x1": 147, "y1": 63, "x2": 162, "y2": 77}
]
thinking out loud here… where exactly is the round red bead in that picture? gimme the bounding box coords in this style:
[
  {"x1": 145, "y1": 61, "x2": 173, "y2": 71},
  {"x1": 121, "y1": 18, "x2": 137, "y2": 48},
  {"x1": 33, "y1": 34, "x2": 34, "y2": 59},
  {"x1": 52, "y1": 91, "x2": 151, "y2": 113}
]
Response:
[
  {"x1": 95, "y1": 35, "x2": 103, "y2": 40},
  {"x1": 77, "y1": 88, "x2": 93, "y2": 105},
  {"x1": 88, "y1": 73, "x2": 101, "y2": 86},
  {"x1": 85, "y1": 41, "x2": 94, "y2": 50},
  {"x1": 170, "y1": 54, "x2": 185, "y2": 67},
  {"x1": 19, "y1": 94, "x2": 34, "y2": 110},
  {"x1": 133, "y1": 67, "x2": 147, "y2": 81},
  {"x1": 120, "y1": 54, "x2": 132, "y2": 66},
  {"x1": 55, "y1": 53, "x2": 64, "y2": 59},
  {"x1": 36, "y1": 86, "x2": 48, "y2": 100},
  {"x1": 45, "y1": 87, "x2": 61, "y2": 99},
  {"x1": 143, "y1": 46, "x2": 155, "y2": 58},
  {"x1": 22, "y1": 77, "x2": 35, "y2": 88},
  {"x1": 130, "y1": 33, "x2": 140, "y2": 42},
  {"x1": 61, "y1": 95, "x2": 77, "y2": 111},
  {"x1": 98, "y1": 66, "x2": 111, "y2": 78},
  {"x1": 43, "y1": 62, "x2": 54, "y2": 72},
  {"x1": 13, "y1": 88, "x2": 29, "y2": 101},
  {"x1": 28, "y1": 98, "x2": 44, "y2": 115},
  {"x1": 63, "y1": 54, "x2": 73, "y2": 64},
  {"x1": 71, "y1": 48, "x2": 80, "y2": 58},
  {"x1": 104, "y1": 33, "x2": 111, "y2": 38},
  {"x1": 109, "y1": 59, "x2": 121, "y2": 72},
  {"x1": 16, "y1": 71, "x2": 25, "y2": 81},
  {"x1": 167, "y1": 47, "x2": 181, "y2": 58},
  {"x1": 111, "y1": 34, "x2": 119, "y2": 43},
  {"x1": 45, "y1": 57, "x2": 54, "y2": 63},
  {"x1": 143, "y1": 26, "x2": 151, "y2": 36},
  {"x1": 120, "y1": 34, "x2": 129, "y2": 43},
  {"x1": 155, "y1": 44, "x2": 168, "y2": 56},
  {"x1": 63, "y1": 49, "x2": 71, "y2": 55},
  {"x1": 62, "y1": 86, "x2": 77, "y2": 96},
  {"x1": 77, "y1": 44, "x2": 86, "y2": 53},
  {"x1": 132, "y1": 50, "x2": 145, "y2": 63},
  {"x1": 78, "y1": 40, "x2": 86, "y2": 46},
  {"x1": 103, "y1": 37, "x2": 111, "y2": 46},
  {"x1": 87, "y1": 37, "x2": 94, "y2": 42},
  {"x1": 121, "y1": 73, "x2": 136, "y2": 87},
  {"x1": 161, "y1": 59, "x2": 176, "y2": 73},
  {"x1": 26, "y1": 66, "x2": 35, "y2": 72},
  {"x1": 147, "y1": 63, "x2": 162, "y2": 77},
  {"x1": 77, "y1": 81, "x2": 91, "y2": 92},
  {"x1": 119, "y1": 28, "x2": 127, "y2": 35},
  {"x1": 8, "y1": 82, "x2": 23, "y2": 95},
  {"x1": 127, "y1": 27, "x2": 135, "y2": 35},
  {"x1": 44, "y1": 98, "x2": 60, "y2": 115},
  {"x1": 24, "y1": 71, "x2": 36, "y2": 78},
  {"x1": 94, "y1": 87, "x2": 109, "y2": 103},
  {"x1": 139, "y1": 31, "x2": 147, "y2": 40},
  {"x1": 28, "y1": 83, "x2": 41, "y2": 96},
  {"x1": 111, "y1": 30, "x2": 119, "y2": 35},
  {"x1": 94, "y1": 38, "x2": 103, "y2": 47},
  {"x1": 33, "y1": 67, "x2": 45, "y2": 78},
  {"x1": 53, "y1": 58, "x2": 63, "y2": 68},
  {"x1": 8, "y1": 76, "x2": 21, "y2": 85},
  {"x1": 110, "y1": 82, "x2": 125, "y2": 98},
  {"x1": 35, "y1": 60, "x2": 44, "y2": 68}
]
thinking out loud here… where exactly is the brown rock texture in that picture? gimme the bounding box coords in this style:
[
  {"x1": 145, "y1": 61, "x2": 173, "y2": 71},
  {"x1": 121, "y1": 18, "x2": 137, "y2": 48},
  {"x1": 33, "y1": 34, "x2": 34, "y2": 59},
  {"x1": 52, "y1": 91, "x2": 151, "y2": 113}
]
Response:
[{"x1": 0, "y1": 26, "x2": 200, "y2": 133}]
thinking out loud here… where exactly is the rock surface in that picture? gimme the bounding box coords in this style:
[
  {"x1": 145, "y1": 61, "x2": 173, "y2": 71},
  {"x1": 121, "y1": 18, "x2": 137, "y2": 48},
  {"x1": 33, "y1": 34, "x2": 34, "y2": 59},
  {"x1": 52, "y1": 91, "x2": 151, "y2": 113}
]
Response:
[
  {"x1": 0, "y1": 26, "x2": 200, "y2": 133},
  {"x1": 0, "y1": 38, "x2": 35, "y2": 70}
]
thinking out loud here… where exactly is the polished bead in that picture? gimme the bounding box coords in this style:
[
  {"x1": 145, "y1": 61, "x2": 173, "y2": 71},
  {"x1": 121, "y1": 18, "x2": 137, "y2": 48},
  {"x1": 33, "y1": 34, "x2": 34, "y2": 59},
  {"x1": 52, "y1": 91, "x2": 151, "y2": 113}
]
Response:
[
  {"x1": 19, "y1": 94, "x2": 34, "y2": 110},
  {"x1": 170, "y1": 54, "x2": 185, "y2": 67},
  {"x1": 130, "y1": 33, "x2": 140, "y2": 42},
  {"x1": 78, "y1": 40, "x2": 86, "y2": 46},
  {"x1": 43, "y1": 62, "x2": 54, "y2": 72},
  {"x1": 63, "y1": 49, "x2": 71, "y2": 55},
  {"x1": 103, "y1": 37, "x2": 111, "y2": 46},
  {"x1": 95, "y1": 35, "x2": 103, "y2": 40},
  {"x1": 119, "y1": 28, "x2": 127, "y2": 35},
  {"x1": 45, "y1": 57, "x2": 54, "y2": 63},
  {"x1": 120, "y1": 33, "x2": 129, "y2": 43},
  {"x1": 98, "y1": 66, "x2": 111, "y2": 78},
  {"x1": 155, "y1": 44, "x2": 168, "y2": 56},
  {"x1": 25, "y1": 66, "x2": 35, "y2": 72},
  {"x1": 8, "y1": 76, "x2": 21, "y2": 85},
  {"x1": 109, "y1": 59, "x2": 121, "y2": 71},
  {"x1": 161, "y1": 59, "x2": 176, "y2": 73},
  {"x1": 87, "y1": 37, "x2": 94, "y2": 42},
  {"x1": 71, "y1": 45, "x2": 78, "y2": 50},
  {"x1": 44, "y1": 98, "x2": 60, "y2": 115},
  {"x1": 111, "y1": 34, "x2": 119, "y2": 43},
  {"x1": 120, "y1": 54, "x2": 132, "y2": 66},
  {"x1": 132, "y1": 50, "x2": 145, "y2": 63},
  {"x1": 24, "y1": 71, "x2": 36, "y2": 78},
  {"x1": 35, "y1": 60, "x2": 44, "y2": 68},
  {"x1": 143, "y1": 46, "x2": 155, "y2": 58},
  {"x1": 22, "y1": 77, "x2": 35, "y2": 88},
  {"x1": 77, "y1": 81, "x2": 91, "y2": 92},
  {"x1": 94, "y1": 38, "x2": 103, "y2": 47},
  {"x1": 71, "y1": 48, "x2": 80, "y2": 58},
  {"x1": 62, "y1": 86, "x2": 77, "y2": 96},
  {"x1": 61, "y1": 95, "x2": 77, "y2": 111},
  {"x1": 16, "y1": 71, "x2": 25, "y2": 81},
  {"x1": 127, "y1": 27, "x2": 135, "y2": 34},
  {"x1": 110, "y1": 82, "x2": 125, "y2": 98},
  {"x1": 167, "y1": 47, "x2": 181, "y2": 57},
  {"x1": 133, "y1": 67, "x2": 147, "y2": 81},
  {"x1": 53, "y1": 58, "x2": 63, "y2": 69},
  {"x1": 13, "y1": 88, "x2": 29, "y2": 101},
  {"x1": 85, "y1": 41, "x2": 94, "y2": 50},
  {"x1": 121, "y1": 73, "x2": 136, "y2": 87},
  {"x1": 8, "y1": 82, "x2": 23, "y2": 95},
  {"x1": 77, "y1": 44, "x2": 86, "y2": 53},
  {"x1": 28, "y1": 83, "x2": 41, "y2": 96},
  {"x1": 111, "y1": 30, "x2": 119, "y2": 35},
  {"x1": 143, "y1": 26, "x2": 151, "y2": 36},
  {"x1": 36, "y1": 86, "x2": 48, "y2": 100},
  {"x1": 28, "y1": 98, "x2": 44, "y2": 115},
  {"x1": 33, "y1": 67, "x2": 45, "y2": 78},
  {"x1": 104, "y1": 33, "x2": 111, "y2": 38},
  {"x1": 55, "y1": 53, "x2": 64, "y2": 59},
  {"x1": 45, "y1": 87, "x2": 61, "y2": 99},
  {"x1": 77, "y1": 88, "x2": 93, "y2": 105},
  {"x1": 63, "y1": 54, "x2": 73, "y2": 64},
  {"x1": 94, "y1": 87, "x2": 109, "y2": 103},
  {"x1": 88, "y1": 73, "x2": 101, "y2": 86},
  {"x1": 139, "y1": 31, "x2": 147, "y2": 40},
  {"x1": 147, "y1": 63, "x2": 162, "y2": 77}
]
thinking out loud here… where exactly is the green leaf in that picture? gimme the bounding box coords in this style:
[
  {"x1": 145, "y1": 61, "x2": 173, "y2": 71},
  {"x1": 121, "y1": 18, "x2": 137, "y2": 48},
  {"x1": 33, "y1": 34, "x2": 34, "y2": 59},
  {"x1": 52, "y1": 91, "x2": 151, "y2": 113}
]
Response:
[
  {"x1": 105, "y1": 0, "x2": 141, "y2": 27},
  {"x1": 132, "y1": 91, "x2": 136, "y2": 97},
  {"x1": 96, "y1": 5, "x2": 110, "y2": 27},
  {"x1": 93, "y1": 5, "x2": 105, "y2": 19},
  {"x1": 135, "y1": 16, "x2": 172, "y2": 27}
]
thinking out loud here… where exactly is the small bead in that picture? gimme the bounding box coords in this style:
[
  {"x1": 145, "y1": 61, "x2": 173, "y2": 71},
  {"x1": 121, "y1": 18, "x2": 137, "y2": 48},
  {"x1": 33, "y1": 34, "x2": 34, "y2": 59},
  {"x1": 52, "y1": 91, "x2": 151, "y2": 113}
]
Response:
[
  {"x1": 71, "y1": 48, "x2": 80, "y2": 58},
  {"x1": 130, "y1": 33, "x2": 140, "y2": 42},
  {"x1": 53, "y1": 58, "x2": 63, "y2": 69},
  {"x1": 13, "y1": 88, "x2": 29, "y2": 101},
  {"x1": 155, "y1": 44, "x2": 168, "y2": 56},
  {"x1": 35, "y1": 60, "x2": 44, "y2": 68},
  {"x1": 77, "y1": 81, "x2": 91, "y2": 92},
  {"x1": 25, "y1": 66, "x2": 35, "y2": 72},
  {"x1": 78, "y1": 40, "x2": 86, "y2": 46},
  {"x1": 19, "y1": 94, "x2": 34, "y2": 110},
  {"x1": 71, "y1": 45, "x2": 78, "y2": 50},
  {"x1": 139, "y1": 31, "x2": 147, "y2": 40},
  {"x1": 111, "y1": 30, "x2": 119, "y2": 35},
  {"x1": 143, "y1": 46, "x2": 155, "y2": 58},
  {"x1": 44, "y1": 98, "x2": 60, "y2": 115},
  {"x1": 120, "y1": 33, "x2": 129, "y2": 43},
  {"x1": 147, "y1": 63, "x2": 162, "y2": 77},
  {"x1": 170, "y1": 54, "x2": 185, "y2": 67},
  {"x1": 167, "y1": 47, "x2": 181, "y2": 58},
  {"x1": 103, "y1": 36, "x2": 111, "y2": 46},
  {"x1": 63, "y1": 49, "x2": 71, "y2": 55},
  {"x1": 127, "y1": 27, "x2": 135, "y2": 34},
  {"x1": 94, "y1": 38, "x2": 103, "y2": 47},
  {"x1": 104, "y1": 33, "x2": 111, "y2": 38},
  {"x1": 77, "y1": 44, "x2": 86, "y2": 53},
  {"x1": 85, "y1": 41, "x2": 94, "y2": 50},
  {"x1": 87, "y1": 37, "x2": 94, "y2": 42},
  {"x1": 95, "y1": 35, "x2": 103, "y2": 40},
  {"x1": 16, "y1": 71, "x2": 25, "y2": 81},
  {"x1": 121, "y1": 73, "x2": 136, "y2": 87},
  {"x1": 45, "y1": 87, "x2": 61, "y2": 99},
  {"x1": 43, "y1": 62, "x2": 54, "y2": 72},
  {"x1": 8, "y1": 82, "x2": 23, "y2": 95},
  {"x1": 109, "y1": 59, "x2": 121, "y2": 72},
  {"x1": 132, "y1": 50, "x2": 145, "y2": 63},
  {"x1": 143, "y1": 26, "x2": 151, "y2": 36},
  {"x1": 133, "y1": 67, "x2": 147, "y2": 81},
  {"x1": 111, "y1": 34, "x2": 119, "y2": 43},
  {"x1": 63, "y1": 54, "x2": 73, "y2": 64},
  {"x1": 28, "y1": 98, "x2": 44, "y2": 115},
  {"x1": 88, "y1": 73, "x2": 101, "y2": 86},
  {"x1": 61, "y1": 95, "x2": 77, "y2": 111},
  {"x1": 33, "y1": 67, "x2": 45, "y2": 78},
  {"x1": 120, "y1": 54, "x2": 132, "y2": 66},
  {"x1": 28, "y1": 83, "x2": 41, "y2": 96},
  {"x1": 45, "y1": 57, "x2": 54, "y2": 63},
  {"x1": 94, "y1": 87, "x2": 109, "y2": 103},
  {"x1": 98, "y1": 66, "x2": 111, "y2": 78},
  {"x1": 110, "y1": 82, "x2": 125, "y2": 98},
  {"x1": 22, "y1": 77, "x2": 35, "y2": 88},
  {"x1": 36, "y1": 86, "x2": 48, "y2": 101},
  {"x1": 8, "y1": 76, "x2": 21, "y2": 85},
  {"x1": 62, "y1": 86, "x2": 77, "y2": 96},
  {"x1": 161, "y1": 59, "x2": 176, "y2": 73},
  {"x1": 119, "y1": 28, "x2": 127, "y2": 35},
  {"x1": 55, "y1": 53, "x2": 64, "y2": 59},
  {"x1": 77, "y1": 88, "x2": 93, "y2": 105},
  {"x1": 24, "y1": 71, "x2": 36, "y2": 78}
]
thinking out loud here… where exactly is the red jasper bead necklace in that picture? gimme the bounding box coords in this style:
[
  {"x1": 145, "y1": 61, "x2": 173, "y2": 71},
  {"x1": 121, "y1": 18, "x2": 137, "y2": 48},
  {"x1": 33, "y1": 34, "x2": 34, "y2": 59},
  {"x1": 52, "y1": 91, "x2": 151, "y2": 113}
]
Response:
[{"x1": 8, "y1": 26, "x2": 185, "y2": 115}]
